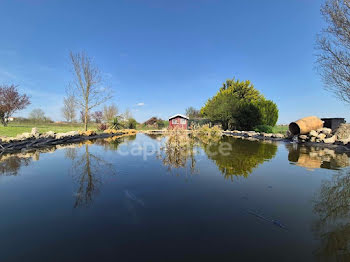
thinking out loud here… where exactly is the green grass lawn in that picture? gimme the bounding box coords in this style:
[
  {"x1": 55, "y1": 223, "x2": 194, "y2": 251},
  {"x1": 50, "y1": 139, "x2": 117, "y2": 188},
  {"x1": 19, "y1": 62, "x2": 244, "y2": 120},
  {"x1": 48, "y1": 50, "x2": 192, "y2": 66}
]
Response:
[
  {"x1": 0, "y1": 122, "x2": 98, "y2": 137},
  {"x1": 272, "y1": 125, "x2": 288, "y2": 134}
]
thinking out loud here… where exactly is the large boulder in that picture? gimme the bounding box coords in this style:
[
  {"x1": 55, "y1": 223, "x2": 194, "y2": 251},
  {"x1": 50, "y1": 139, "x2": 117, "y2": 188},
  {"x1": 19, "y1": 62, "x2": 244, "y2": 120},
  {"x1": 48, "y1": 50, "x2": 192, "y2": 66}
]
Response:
[{"x1": 335, "y1": 124, "x2": 350, "y2": 140}]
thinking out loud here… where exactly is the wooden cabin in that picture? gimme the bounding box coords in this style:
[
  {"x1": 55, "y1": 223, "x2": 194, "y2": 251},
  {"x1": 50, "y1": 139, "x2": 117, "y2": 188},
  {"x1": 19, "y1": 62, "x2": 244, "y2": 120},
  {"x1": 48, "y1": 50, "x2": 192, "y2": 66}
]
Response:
[{"x1": 168, "y1": 114, "x2": 189, "y2": 129}]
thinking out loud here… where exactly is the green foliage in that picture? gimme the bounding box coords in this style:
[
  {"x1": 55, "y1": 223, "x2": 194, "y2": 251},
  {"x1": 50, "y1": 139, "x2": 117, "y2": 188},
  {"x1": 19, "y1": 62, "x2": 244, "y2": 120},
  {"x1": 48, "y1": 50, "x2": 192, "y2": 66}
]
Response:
[
  {"x1": 233, "y1": 102, "x2": 262, "y2": 131},
  {"x1": 254, "y1": 124, "x2": 273, "y2": 133},
  {"x1": 201, "y1": 78, "x2": 279, "y2": 130},
  {"x1": 254, "y1": 99, "x2": 278, "y2": 126},
  {"x1": 111, "y1": 117, "x2": 124, "y2": 130},
  {"x1": 157, "y1": 119, "x2": 165, "y2": 129},
  {"x1": 127, "y1": 118, "x2": 137, "y2": 129}
]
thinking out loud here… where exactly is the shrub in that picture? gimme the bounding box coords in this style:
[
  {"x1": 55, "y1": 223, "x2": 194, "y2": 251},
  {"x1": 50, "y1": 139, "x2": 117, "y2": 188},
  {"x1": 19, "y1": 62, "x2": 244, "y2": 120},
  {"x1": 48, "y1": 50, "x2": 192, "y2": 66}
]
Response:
[
  {"x1": 254, "y1": 124, "x2": 273, "y2": 133},
  {"x1": 157, "y1": 120, "x2": 165, "y2": 129},
  {"x1": 234, "y1": 102, "x2": 262, "y2": 130},
  {"x1": 255, "y1": 99, "x2": 278, "y2": 126},
  {"x1": 97, "y1": 123, "x2": 108, "y2": 131},
  {"x1": 127, "y1": 118, "x2": 137, "y2": 129}
]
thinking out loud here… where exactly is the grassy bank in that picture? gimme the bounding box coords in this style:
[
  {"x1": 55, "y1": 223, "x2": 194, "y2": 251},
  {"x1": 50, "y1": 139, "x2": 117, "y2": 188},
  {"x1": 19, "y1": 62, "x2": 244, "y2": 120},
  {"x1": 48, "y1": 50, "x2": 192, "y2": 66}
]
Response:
[
  {"x1": 0, "y1": 122, "x2": 98, "y2": 137},
  {"x1": 271, "y1": 125, "x2": 288, "y2": 134}
]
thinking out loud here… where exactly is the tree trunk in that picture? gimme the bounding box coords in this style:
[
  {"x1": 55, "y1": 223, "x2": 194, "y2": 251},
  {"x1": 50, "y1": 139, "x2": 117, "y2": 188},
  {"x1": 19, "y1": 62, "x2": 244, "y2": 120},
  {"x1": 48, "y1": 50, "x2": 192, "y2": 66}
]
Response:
[{"x1": 84, "y1": 106, "x2": 88, "y2": 131}]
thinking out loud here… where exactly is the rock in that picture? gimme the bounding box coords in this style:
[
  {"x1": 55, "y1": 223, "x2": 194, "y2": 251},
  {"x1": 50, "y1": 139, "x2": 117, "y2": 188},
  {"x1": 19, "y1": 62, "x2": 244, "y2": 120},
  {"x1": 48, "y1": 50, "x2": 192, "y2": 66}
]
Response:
[
  {"x1": 272, "y1": 133, "x2": 285, "y2": 138},
  {"x1": 337, "y1": 139, "x2": 350, "y2": 145},
  {"x1": 41, "y1": 131, "x2": 55, "y2": 138},
  {"x1": 16, "y1": 132, "x2": 33, "y2": 140},
  {"x1": 317, "y1": 133, "x2": 327, "y2": 140},
  {"x1": 321, "y1": 128, "x2": 332, "y2": 135},
  {"x1": 310, "y1": 137, "x2": 316, "y2": 142},
  {"x1": 335, "y1": 124, "x2": 350, "y2": 140},
  {"x1": 299, "y1": 135, "x2": 308, "y2": 140},
  {"x1": 31, "y1": 127, "x2": 40, "y2": 138},
  {"x1": 309, "y1": 130, "x2": 318, "y2": 137},
  {"x1": 262, "y1": 133, "x2": 273, "y2": 137},
  {"x1": 323, "y1": 135, "x2": 337, "y2": 144},
  {"x1": 79, "y1": 130, "x2": 97, "y2": 136}
]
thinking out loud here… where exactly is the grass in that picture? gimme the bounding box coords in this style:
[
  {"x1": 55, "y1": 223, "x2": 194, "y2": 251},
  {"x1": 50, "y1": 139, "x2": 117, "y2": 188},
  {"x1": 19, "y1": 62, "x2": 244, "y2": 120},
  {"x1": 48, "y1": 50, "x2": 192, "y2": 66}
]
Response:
[
  {"x1": 271, "y1": 125, "x2": 288, "y2": 134},
  {"x1": 0, "y1": 122, "x2": 98, "y2": 137}
]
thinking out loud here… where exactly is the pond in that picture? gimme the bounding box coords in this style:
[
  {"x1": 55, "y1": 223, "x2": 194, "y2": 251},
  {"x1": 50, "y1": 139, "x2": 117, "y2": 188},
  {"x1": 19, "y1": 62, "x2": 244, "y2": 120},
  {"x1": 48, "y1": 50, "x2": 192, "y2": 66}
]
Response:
[{"x1": 0, "y1": 133, "x2": 350, "y2": 261}]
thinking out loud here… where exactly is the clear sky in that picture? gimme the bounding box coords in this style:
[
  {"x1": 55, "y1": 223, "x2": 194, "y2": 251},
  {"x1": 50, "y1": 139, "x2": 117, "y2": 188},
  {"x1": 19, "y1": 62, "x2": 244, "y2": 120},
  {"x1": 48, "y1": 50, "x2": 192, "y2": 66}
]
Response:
[{"x1": 0, "y1": 0, "x2": 347, "y2": 124}]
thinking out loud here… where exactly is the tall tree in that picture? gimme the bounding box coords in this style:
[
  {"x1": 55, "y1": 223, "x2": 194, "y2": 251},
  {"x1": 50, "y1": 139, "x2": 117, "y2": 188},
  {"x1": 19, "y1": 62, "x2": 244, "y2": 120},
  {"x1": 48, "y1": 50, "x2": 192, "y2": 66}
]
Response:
[
  {"x1": 316, "y1": 0, "x2": 350, "y2": 103},
  {"x1": 103, "y1": 104, "x2": 118, "y2": 122},
  {"x1": 0, "y1": 84, "x2": 30, "y2": 126},
  {"x1": 29, "y1": 108, "x2": 46, "y2": 121},
  {"x1": 61, "y1": 95, "x2": 76, "y2": 122},
  {"x1": 68, "y1": 51, "x2": 112, "y2": 130},
  {"x1": 185, "y1": 107, "x2": 201, "y2": 118}
]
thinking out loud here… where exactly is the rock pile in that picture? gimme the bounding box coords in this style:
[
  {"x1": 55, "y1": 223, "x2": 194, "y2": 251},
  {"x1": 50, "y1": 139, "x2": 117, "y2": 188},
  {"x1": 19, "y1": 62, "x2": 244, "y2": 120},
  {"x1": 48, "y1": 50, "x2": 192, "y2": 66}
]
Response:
[{"x1": 296, "y1": 125, "x2": 350, "y2": 145}]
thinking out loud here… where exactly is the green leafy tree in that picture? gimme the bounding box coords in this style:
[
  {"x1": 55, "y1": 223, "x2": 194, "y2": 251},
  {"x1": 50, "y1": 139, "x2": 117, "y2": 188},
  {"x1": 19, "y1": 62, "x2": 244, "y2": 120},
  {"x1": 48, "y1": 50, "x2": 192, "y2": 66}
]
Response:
[
  {"x1": 201, "y1": 78, "x2": 278, "y2": 130},
  {"x1": 254, "y1": 99, "x2": 278, "y2": 126}
]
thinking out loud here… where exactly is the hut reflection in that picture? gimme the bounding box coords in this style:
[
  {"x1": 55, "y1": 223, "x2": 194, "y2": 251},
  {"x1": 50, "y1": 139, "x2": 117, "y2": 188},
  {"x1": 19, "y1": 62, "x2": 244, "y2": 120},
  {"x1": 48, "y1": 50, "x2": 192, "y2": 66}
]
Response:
[
  {"x1": 313, "y1": 170, "x2": 350, "y2": 260},
  {"x1": 286, "y1": 144, "x2": 350, "y2": 170}
]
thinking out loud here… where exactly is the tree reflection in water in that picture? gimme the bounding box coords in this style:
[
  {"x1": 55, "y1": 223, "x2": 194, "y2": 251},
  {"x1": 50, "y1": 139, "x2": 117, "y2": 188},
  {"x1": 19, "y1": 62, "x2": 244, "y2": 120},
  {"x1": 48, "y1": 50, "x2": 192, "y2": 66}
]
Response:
[
  {"x1": 0, "y1": 154, "x2": 32, "y2": 176},
  {"x1": 65, "y1": 142, "x2": 116, "y2": 208},
  {"x1": 313, "y1": 170, "x2": 350, "y2": 260},
  {"x1": 203, "y1": 137, "x2": 278, "y2": 180},
  {"x1": 157, "y1": 134, "x2": 278, "y2": 179}
]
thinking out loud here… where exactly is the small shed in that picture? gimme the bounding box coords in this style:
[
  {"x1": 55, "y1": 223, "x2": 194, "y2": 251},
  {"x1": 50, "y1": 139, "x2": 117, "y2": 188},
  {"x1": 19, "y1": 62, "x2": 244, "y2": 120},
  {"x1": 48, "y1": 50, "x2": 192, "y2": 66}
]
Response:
[
  {"x1": 169, "y1": 114, "x2": 189, "y2": 129},
  {"x1": 321, "y1": 118, "x2": 346, "y2": 131}
]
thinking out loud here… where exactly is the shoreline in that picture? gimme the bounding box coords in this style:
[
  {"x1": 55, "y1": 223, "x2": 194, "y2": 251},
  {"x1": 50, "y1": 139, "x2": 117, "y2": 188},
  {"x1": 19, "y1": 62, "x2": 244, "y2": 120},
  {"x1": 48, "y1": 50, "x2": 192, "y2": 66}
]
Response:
[{"x1": 0, "y1": 132, "x2": 127, "y2": 154}]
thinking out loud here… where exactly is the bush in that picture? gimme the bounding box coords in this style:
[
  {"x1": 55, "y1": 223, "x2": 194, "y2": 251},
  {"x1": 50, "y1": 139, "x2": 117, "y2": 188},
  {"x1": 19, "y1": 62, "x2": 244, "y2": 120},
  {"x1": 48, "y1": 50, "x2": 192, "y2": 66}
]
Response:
[
  {"x1": 97, "y1": 123, "x2": 108, "y2": 131},
  {"x1": 255, "y1": 99, "x2": 278, "y2": 126},
  {"x1": 128, "y1": 118, "x2": 137, "y2": 129},
  {"x1": 234, "y1": 102, "x2": 262, "y2": 131},
  {"x1": 254, "y1": 124, "x2": 273, "y2": 133}
]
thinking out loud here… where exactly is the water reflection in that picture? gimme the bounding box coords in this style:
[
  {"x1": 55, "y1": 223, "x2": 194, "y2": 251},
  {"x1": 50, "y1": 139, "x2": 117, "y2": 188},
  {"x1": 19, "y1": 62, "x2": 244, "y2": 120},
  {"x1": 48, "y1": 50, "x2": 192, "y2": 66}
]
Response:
[
  {"x1": 158, "y1": 133, "x2": 198, "y2": 176},
  {"x1": 313, "y1": 170, "x2": 350, "y2": 260},
  {"x1": 286, "y1": 144, "x2": 350, "y2": 170},
  {"x1": 203, "y1": 137, "x2": 278, "y2": 180},
  {"x1": 66, "y1": 143, "x2": 116, "y2": 208},
  {"x1": 0, "y1": 153, "x2": 32, "y2": 176}
]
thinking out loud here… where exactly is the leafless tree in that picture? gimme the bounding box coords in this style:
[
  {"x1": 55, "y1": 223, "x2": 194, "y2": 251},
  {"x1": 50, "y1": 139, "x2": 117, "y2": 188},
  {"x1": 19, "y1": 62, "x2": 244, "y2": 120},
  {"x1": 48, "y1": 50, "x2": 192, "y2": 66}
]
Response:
[
  {"x1": 0, "y1": 84, "x2": 30, "y2": 126},
  {"x1": 103, "y1": 104, "x2": 118, "y2": 122},
  {"x1": 68, "y1": 51, "x2": 112, "y2": 130},
  {"x1": 61, "y1": 95, "x2": 76, "y2": 122},
  {"x1": 29, "y1": 108, "x2": 46, "y2": 121},
  {"x1": 91, "y1": 111, "x2": 103, "y2": 123},
  {"x1": 316, "y1": 0, "x2": 350, "y2": 103}
]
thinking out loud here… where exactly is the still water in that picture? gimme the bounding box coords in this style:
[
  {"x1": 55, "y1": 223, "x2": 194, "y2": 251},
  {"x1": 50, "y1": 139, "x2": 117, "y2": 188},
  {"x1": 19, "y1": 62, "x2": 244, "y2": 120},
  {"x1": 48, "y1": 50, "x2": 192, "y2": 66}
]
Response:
[{"x1": 0, "y1": 133, "x2": 350, "y2": 261}]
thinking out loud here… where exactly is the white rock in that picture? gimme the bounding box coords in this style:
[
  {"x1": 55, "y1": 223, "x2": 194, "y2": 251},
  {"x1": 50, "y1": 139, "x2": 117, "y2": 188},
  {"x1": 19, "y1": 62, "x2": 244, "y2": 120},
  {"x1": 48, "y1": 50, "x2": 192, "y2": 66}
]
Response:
[
  {"x1": 323, "y1": 135, "x2": 337, "y2": 144},
  {"x1": 273, "y1": 133, "x2": 285, "y2": 138},
  {"x1": 299, "y1": 135, "x2": 308, "y2": 140},
  {"x1": 321, "y1": 128, "x2": 332, "y2": 135},
  {"x1": 317, "y1": 133, "x2": 326, "y2": 140},
  {"x1": 31, "y1": 127, "x2": 40, "y2": 138},
  {"x1": 309, "y1": 130, "x2": 318, "y2": 137}
]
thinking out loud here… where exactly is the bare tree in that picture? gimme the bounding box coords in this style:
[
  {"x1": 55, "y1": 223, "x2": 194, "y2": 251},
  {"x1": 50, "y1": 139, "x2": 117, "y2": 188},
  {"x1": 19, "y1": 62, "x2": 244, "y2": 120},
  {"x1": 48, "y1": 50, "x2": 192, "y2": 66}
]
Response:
[
  {"x1": 68, "y1": 51, "x2": 112, "y2": 130},
  {"x1": 103, "y1": 104, "x2": 118, "y2": 122},
  {"x1": 316, "y1": 0, "x2": 350, "y2": 103},
  {"x1": 61, "y1": 95, "x2": 76, "y2": 122},
  {"x1": 0, "y1": 84, "x2": 30, "y2": 126},
  {"x1": 29, "y1": 108, "x2": 46, "y2": 121},
  {"x1": 91, "y1": 111, "x2": 103, "y2": 123}
]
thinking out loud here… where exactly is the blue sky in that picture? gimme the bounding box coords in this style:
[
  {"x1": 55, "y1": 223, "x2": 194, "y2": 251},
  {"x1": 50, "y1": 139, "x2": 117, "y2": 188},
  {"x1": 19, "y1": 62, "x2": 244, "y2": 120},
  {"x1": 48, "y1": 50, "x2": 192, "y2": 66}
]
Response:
[{"x1": 0, "y1": 0, "x2": 347, "y2": 124}]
